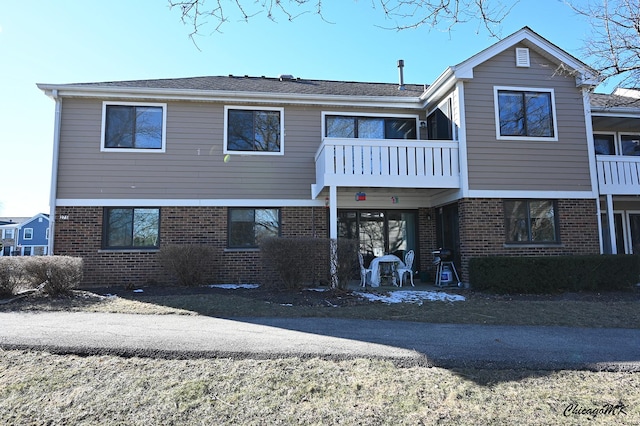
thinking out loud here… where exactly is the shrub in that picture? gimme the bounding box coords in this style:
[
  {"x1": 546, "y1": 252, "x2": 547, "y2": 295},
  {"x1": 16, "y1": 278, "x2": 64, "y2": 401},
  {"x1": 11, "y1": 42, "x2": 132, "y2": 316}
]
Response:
[
  {"x1": 260, "y1": 237, "x2": 316, "y2": 290},
  {"x1": 335, "y1": 239, "x2": 359, "y2": 290},
  {"x1": 469, "y1": 255, "x2": 640, "y2": 294},
  {"x1": 0, "y1": 257, "x2": 30, "y2": 297},
  {"x1": 260, "y1": 237, "x2": 359, "y2": 290},
  {"x1": 23, "y1": 256, "x2": 84, "y2": 296},
  {"x1": 157, "y1": 245, "x2": 217, "y2": 286}
]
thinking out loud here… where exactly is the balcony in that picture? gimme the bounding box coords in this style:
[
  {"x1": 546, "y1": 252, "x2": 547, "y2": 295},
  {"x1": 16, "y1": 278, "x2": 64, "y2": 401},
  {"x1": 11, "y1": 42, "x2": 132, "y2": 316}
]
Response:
[
  {"x1": 312, "y1": 138, "x2": 460, "y2": 198},
  {"x1": 596, "y1": 155, "x2": 640, "y2": 195}
]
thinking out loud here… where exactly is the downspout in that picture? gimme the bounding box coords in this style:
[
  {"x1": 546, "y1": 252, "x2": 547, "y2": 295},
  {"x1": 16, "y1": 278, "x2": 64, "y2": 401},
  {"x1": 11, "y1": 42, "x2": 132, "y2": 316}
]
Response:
[{"x1": 48, "y1": 89, "x2": 62, "y2": 256}]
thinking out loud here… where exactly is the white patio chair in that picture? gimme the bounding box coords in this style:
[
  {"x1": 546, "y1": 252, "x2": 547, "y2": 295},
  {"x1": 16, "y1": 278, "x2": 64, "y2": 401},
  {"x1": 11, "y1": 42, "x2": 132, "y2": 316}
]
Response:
[
  {"x1": 397, "y1": 250, "x2": 415, "y2": 287},
  {"x1": 358, "y1": 252, "x2": 372, "y2": 287}
]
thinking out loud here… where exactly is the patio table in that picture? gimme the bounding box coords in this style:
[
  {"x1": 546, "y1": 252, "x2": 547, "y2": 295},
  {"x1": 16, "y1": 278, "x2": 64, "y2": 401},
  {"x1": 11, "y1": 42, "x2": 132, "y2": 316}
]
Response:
[{"x1": 369, "y1": 254, "x2": 405, "y2": 287}]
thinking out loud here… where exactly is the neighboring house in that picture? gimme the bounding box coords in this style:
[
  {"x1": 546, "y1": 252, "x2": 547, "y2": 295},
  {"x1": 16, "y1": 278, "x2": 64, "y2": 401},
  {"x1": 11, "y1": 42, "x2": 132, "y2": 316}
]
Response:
[
  {"x1": 0, "y1": 214, "x2": 50, "y2": 256},
  {"x1": 36, "y1": 27, "x2": 640, "y2": 288}
]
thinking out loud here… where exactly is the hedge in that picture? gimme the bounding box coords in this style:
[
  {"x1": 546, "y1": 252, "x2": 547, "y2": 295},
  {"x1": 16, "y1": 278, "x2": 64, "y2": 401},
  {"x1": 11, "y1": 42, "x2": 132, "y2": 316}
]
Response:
[{"x1": 469, "y1": 255, "x2": 640, "y2": 294}]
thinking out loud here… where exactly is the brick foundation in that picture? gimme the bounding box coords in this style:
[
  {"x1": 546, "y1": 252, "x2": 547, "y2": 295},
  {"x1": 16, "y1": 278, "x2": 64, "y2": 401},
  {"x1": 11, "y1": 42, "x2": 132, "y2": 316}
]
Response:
[
  {"x1": 457, "y1": 198, "x2": 600, "y2": 282},
  {"x1": 53, "y1": 206, "x2": 328, "y2": 287},
  {"x1": 53, "y1": 199, "x2": 599, "y2": 288}
]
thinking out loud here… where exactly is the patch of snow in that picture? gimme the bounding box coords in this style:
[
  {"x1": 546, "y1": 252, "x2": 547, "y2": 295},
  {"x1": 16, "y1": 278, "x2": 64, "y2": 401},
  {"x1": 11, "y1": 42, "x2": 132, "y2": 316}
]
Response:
[
  {"x1": 280, "y1": 303, "x2": 293, "y2": 307},
  {"x1": 207, "y1": 284, "x2": 261, "y2": 289},
  {"x1": 354, "y1": 290, "x2": 465, "y2": 305},
  {"x1": 133, "y1": 289, "x2": 144, "y2": 293},
  {"x1": 304, "y1": 287, "x2": 330, "y2": 292}
]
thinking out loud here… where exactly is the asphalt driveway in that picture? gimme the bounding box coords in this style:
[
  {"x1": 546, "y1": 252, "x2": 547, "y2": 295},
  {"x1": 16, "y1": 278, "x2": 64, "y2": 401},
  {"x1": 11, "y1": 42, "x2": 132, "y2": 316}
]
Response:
[{"x1": 1, "y1": 311, "x2": 639, "y2": 371}]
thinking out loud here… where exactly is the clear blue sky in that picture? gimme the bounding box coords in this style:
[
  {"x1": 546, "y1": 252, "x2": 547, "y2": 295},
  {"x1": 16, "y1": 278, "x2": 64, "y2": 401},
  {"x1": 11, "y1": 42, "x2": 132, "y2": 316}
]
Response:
[{"x1": 0, "y1": 0, "x2": 601, "y2": 216}]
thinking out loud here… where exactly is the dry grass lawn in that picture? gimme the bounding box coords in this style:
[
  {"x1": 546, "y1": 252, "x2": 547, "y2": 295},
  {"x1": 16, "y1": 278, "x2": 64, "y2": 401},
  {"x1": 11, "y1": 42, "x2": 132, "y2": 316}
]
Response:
[
  {"x1": 1, "y1": 287, "x2": 639, "y2": 424},
  {"x1": 1, "y1": 349, "x2": 638, "y2": 425}
]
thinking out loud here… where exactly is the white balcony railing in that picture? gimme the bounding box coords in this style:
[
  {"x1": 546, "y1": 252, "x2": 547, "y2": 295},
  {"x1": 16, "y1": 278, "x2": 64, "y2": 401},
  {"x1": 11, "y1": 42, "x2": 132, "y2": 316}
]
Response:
[
  {"x1": 596, "y1": 155, "x2": 640, "y2": 195},
  {"x1": 312, "y1": 138, "x2": 460, "y2": 198}
]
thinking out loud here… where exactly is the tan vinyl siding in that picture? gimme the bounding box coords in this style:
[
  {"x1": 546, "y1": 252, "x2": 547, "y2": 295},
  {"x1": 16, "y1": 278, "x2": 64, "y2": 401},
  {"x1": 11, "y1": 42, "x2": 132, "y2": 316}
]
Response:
[
  {"x1": 463, "y1": 44, "x2": 592, "y2": 192},
  {"x1": 56, "y1": 99, "x2": 418, "y2": 201}
]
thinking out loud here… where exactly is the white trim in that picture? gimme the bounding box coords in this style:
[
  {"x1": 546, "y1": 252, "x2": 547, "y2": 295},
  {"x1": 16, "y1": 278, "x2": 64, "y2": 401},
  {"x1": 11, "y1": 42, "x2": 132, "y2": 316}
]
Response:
[
  {"x1": 591, "y1": 109, "x2": 640, "y2": 118},
  {"x1": 320, "y1": 111, "x2": 420, "y2": 139},
  {"x1": 493, "y1": 86, "x2": 559, "y2": 141},
  {"x1": 56, "y1": 198, "x2": 325, "y2": 207},
  {"x1": 38, "y1": 84, "x2": 422, "y2": 109},
  {"x1": 582, "y1": 88, "x2": 599, "y2": 197},
  {"x1": 452, "y1": 27, "x2": 598, "y2": 86},
  {"x1": 455, "y1": 82, "x2": 469, "y2": 197},
  {"x1": 100, "y1": 101, "x2": 167, "y2": 153},
  {"x1": 49, "y1": 91, "x2": 62, "y2": 256},
  {"x1": 420, "y1": 68, "x2": 456, "y2": 104},
  {"x1": 223, "y1": 105, "x2": 285, "y2": 156},
  {"x1": 466, "y1": 190, "x2": 598, "y2": 199}
]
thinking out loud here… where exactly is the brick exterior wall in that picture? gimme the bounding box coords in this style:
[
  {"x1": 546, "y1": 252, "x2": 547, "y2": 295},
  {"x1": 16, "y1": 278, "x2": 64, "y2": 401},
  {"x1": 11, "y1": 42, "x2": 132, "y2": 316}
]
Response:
[
  {"x1": 53, "y1": 206, "x2": 328, "y2": 288},
  {"x1": 457, "y1": 198, "x2": 600, "y2": 283},
  {"x1": 54, "y1": 199, "x2": 599, "y2": 288}
]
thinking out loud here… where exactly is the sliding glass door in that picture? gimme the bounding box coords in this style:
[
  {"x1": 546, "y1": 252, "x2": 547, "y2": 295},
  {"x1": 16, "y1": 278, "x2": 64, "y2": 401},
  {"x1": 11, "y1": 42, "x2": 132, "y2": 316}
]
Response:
[{"x1": 338, "y1": 210, "x2": 418, "y2": 269}]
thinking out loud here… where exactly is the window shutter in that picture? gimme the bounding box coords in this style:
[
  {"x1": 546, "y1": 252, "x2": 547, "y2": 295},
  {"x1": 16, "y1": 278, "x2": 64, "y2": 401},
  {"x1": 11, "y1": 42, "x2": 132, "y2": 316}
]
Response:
[{"x1": 516, "y1": 48, "x2": 530, "y2": 67}]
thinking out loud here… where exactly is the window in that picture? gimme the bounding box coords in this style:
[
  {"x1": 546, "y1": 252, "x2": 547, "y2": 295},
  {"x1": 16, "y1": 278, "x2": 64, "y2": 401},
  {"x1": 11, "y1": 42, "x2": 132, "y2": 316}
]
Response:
[
  {"x1": 427, "y1": 99, "x2": 453, "y2": 140},
  {"x1": 621, "y1": 134, "x2": 640, "y2": 156},
  {"x1": 23, "y1": 228, "x2": 33, "y2": 240},
  {"x1": 103, "y1": 208, "x2": 160, "y2": 249},
  {"x1": 4, "y1": 229, "x2": 14, "y2": 239},
  {"x1": 504, "y1": 200, "x2": 558, "y2": 243},
  {"x1": 102, "y1": 102, "x2": 166, "y2": 151},
  {"x1": 325, "y1": 115, "x2": 417, "y2": 139},
  {"x1": 594, "y1": 134, "x2": 616, "y2": 155},
  {"x1": 228, "y1": 208, "x2": 280, "y2": 248},
  {"x1": 225, "y1": 107, "x2": 283, "y2": 154},
  {"x1": 495, "y1": 88, "x2": 556, "y2": 139}
]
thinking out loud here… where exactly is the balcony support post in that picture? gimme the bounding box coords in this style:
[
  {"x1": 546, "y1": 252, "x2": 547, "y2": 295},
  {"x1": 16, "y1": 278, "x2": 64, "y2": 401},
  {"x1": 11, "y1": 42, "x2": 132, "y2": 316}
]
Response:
[
  {"x1": 329, "y1": 185, "x2": 339, "y2": 288},
  {"x1": 605, "y1": 194, "x2": 617, "y2": 254}
]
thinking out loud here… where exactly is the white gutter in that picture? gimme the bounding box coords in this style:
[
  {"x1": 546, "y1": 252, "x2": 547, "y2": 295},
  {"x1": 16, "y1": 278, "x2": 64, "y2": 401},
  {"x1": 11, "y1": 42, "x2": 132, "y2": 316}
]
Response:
[
  {"x1": 47, "y1": 89, "x2": 62, "y2": 256},
  {"x1": 36, "y1": 84, "x2": 422, "y2": 109}
]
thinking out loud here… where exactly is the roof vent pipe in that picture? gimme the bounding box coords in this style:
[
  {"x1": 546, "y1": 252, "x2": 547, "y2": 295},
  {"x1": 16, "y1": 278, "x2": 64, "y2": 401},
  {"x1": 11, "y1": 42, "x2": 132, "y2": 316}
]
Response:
[{"x1": 397, "y1": 59, "x2": 405, "y2": 90}]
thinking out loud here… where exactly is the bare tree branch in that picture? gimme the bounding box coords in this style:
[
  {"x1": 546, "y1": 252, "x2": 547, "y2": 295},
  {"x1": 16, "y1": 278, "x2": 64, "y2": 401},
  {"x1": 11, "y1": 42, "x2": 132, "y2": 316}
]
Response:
[
  {"x1": 168, "y1": 0, "x2": 516, "y2": 44},
  {"x1": 566, "y1": 0, "x2": 640, "y2": 89}
]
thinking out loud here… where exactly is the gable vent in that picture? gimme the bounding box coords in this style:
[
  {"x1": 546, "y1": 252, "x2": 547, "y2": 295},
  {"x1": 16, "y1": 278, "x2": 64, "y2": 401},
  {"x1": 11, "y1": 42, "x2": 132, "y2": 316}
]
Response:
[{"x1": 516, "y1": 48, "x2": 530, "y2": 67}]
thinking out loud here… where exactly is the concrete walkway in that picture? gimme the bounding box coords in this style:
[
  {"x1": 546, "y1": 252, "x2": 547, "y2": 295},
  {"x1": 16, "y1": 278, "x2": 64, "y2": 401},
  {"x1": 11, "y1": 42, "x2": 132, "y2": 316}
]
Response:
[{"x1": 1, "y1": 312, "x2": 639, "y2": 371}]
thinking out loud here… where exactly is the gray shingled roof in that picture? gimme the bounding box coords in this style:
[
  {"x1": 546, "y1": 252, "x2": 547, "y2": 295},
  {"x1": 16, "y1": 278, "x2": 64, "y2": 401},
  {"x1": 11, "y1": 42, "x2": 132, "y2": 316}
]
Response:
[
  {"x1": 591, "y1": 93, "x2": 640, "y2": 109},
  {"x1": 68, "y1": 75, "x2": 427, "y2": 98}
]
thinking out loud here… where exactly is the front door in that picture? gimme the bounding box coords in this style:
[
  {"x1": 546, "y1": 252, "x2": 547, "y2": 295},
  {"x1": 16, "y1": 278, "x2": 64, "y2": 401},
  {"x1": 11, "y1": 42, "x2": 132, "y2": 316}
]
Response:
[{"x1": 436, "y1": 203, "x2": 461, "y2": 266}]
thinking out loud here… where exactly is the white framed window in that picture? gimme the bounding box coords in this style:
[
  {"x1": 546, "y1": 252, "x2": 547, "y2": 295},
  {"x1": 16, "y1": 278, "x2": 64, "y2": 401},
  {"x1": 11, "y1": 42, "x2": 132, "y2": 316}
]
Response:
[
  {"x1": 101, "y1": 101, "x2": 167, "y2": 152},
  {"x1": 593, "y1": 132, "x2": 640, "y2": 156},
  {"x1": 321, "y1": 111, "x2": 419, "y2": 140},
  {"x1": 426, "y1": 98, "x2": 453, "y2": 140},
  {"x1": 593, "y1": 132, "x2": 617, "y2": 155},
  {"x1": 224, "y1": 106, "x2": 284, "y2": 155},
  {"x1": 620, "y1": 133, "x2": 640, "y2": 156},
  {"x1": 494, "y1": 87, "x2": 558, "y2": 141},
  {"x1": 23, "y1": 228, "x2": 33, "y2": 240}
]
